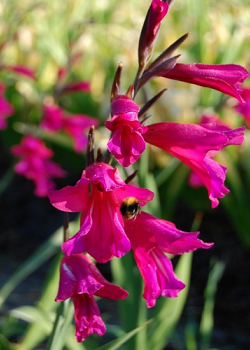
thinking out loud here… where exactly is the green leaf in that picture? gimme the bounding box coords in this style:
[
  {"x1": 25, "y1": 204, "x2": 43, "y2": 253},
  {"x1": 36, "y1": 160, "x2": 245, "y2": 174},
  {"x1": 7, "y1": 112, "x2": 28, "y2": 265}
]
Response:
[
  {"x1": 0, "y1": 219, "x2": 80, "y2": 308},
  {"x1": 147, "y1": 253, "x2": 193, "y2": 350},
  {"x1": 111, "y1": 252, "x2": 143, "y2": 332},
  {"x1": 18, "y1": 254, "x2": 62, "y2": 350},
  {"x1": 10, "y1": 306, "x2": 53, "y2": 331},
  {"x1": 96, "y1": 320, "x2": 152, "y2": 350},
  {"x1": 0, "y1": 227, "x2": 62, "y2": 308},
  {"x1": 199, "y1": 260, "x2": 225, "y2": 350},
  {"x1": 46, "y1": 300, "x2": 74, "y2": 350},
  {"x1": 0, "y1": 334, "x2": 16, "y2": 350}
]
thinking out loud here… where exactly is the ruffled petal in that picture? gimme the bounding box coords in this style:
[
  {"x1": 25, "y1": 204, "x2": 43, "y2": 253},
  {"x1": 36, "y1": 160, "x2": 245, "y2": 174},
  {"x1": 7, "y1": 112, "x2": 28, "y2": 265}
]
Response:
[{"x1": 73, "y1": 294, "x2": 106, "y2": 342}]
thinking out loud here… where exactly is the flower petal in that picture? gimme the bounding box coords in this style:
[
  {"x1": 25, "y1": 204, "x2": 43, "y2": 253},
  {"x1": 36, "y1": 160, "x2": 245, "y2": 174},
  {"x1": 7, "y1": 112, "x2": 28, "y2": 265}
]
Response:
[
  {"x1": 73, "y1": 294, "x2": 106, "y2": 342},
  {"x1": 48, "y1": 183, "x2": 90, "y2": 212},
  {"x1": 144, "y1": 122, "x2": 244, "y2": 207},
  {"x1": 159, "y1": 63, "x2": 249, "y2": 104}
]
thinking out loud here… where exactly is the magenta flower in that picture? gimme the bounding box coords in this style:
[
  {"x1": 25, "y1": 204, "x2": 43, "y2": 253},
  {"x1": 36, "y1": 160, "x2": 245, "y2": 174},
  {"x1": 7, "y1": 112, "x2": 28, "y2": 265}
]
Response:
[
  {"x1": 42, "y1": 104, "x2": 99, "y2": 152},
  {"x1": 153, "y1": 63, "x2": 249, "y2": 105},
  {"x1": 124, "y1": 211, "x2": 213, "y2": 307},
  {"x1": 48, "y1": 162, "x2": 154, "y2": 263},
  {"x1": 234, "y1": 86, "x2": 250, "y2": 127},
  {"x1": 41, "y1": 104, "x2": 64, "y2": 131},
  {"x1": 55, "y1": 254, "x2": 128, "y2": 342},
  {"x1": 11, "y1": 135, "x2": 66, "y2": 197},
  {"x1": 105, "y1": 95, "x2": 147, "y2": 166},
  {"x1": 105, "y1": 93, "x2": 244, "y2": 207},
  {"x1": 5, "y1": 65, "x2": 36, "y2": 80},
  {"x1": 188, "y1": 115, "x2": 242, "y2": 189},
  {"x1": 0, "y1": 83, "x2": 14, "y2": 129},
  {"x1": 144, "y1": 122, "x2": 245, "y2": 208},
  {"x1": 62, "y1": 81, "x2": 90, "y2": 94},
  {"x1": 139, "y1": 0, "x2": 169, "y2": 67},
  {"x1": 62, "y1": 114, "x2": 98, "y2": 152}
]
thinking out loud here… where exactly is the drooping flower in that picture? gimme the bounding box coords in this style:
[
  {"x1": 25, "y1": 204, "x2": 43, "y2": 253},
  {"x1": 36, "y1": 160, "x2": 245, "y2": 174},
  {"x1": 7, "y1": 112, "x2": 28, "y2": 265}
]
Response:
[
  {"x1": 124, "y1": 211, "x2": 213, "y2": 308},
  {"x1": 151, "y1": 63, "x2": 249, "y2": 105},
  {"x1": 48, "y1": 162, "x2": 154, "y2": 263},
  {"x1": 56, "y1": 254, "x2": 128, "y2": 342},
  {"x1": 144, "y1": 122, "x2": 245, "y2": 208},
  {"x1": 234, "y1": 86, "x2": 250, "y2": 127},
  {"x1": 0, "y1": 83, "x2": 14, "y2": 129},
  {"x1": 188, "y1": 115, "x2": 242, "y2": 189},
  {"x1": 105, "y1": 95, "x2": 148, "y2": 166},
  {"x1": 41, "y1": 104, "x2": 99, "y2": 152},
  {"x1": 11, "y1": 135, "x2": 66, "y2": 197}
]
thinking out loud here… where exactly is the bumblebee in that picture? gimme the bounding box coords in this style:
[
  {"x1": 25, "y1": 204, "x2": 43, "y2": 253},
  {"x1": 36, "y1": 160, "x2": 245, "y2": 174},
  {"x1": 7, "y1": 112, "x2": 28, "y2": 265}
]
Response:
[{"x1": 120, "y1": 197, "x2": 141, "y2": 220}]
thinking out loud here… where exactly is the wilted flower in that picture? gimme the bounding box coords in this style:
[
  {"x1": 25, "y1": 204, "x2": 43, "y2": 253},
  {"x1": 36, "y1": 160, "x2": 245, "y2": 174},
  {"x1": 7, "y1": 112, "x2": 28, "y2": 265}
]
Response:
[
  {"x1": 124, "y1": 211, "x2": 213, "y2": 307},
  {"x1": 42, "y1": 104, "x2": 99, "y2": 152},
  {"x1": 48, "y1": 162, "x2": 154, "y2": 262},
  {"x1": 11, "y1": 135, "x2": 66, "y2": 197},
  {"x1": 56, "y1": 254, "x2": 128, "y2": 342}
]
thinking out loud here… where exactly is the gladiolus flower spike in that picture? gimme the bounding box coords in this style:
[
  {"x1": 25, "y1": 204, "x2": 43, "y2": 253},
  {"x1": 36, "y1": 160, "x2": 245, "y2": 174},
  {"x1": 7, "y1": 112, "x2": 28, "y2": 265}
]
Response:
[{"x1": 47, "y1": 0, "x2": 248, "y2": 343}]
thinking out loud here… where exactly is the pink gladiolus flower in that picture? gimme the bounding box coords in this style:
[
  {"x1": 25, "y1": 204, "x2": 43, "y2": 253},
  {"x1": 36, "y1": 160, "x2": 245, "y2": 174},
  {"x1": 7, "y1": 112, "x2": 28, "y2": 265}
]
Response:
[
  {"x1": 5, "y1": 65, "x2": 36, "y2": 80},
  {"x1": 234, "y1": 86, "x2": 250, "y2": 127},
  {"x1": 105, "y1": 95, "x2": 148, "y2": 166},
  {"x1": 105, "y1": 94, "x2": 244, "y2": 206},
  {"x1": 11, "y1": 135, "x2": 66, "y2": 197},
  {"x1": 124, "y1": 211, "x2": 213, "y2": 308},
  {"x1": 42, "y1": 104, "x2": 99, "y2": 152},
  {"x1": 144, "y1": 122, "x2": 245, "y2": 208},
  {"x1": 62, "y1": 114, "x2": 98, "y2": 152},
  {"x1": 48, "y1": 162, "x2": 154, "y2": 262},
  {"x1": 62, "y1": 81, "x2": 90, "y2": 94},
  {"x1": 156, "y1": 63, "x2": 249, "y2": 105},
  {"x1": 188, "y1": 115, "x2": 242, "y2": 189},
  {"x1": 139, "y1": 0, "x2": 169, "y2": 66},
  {"x1": 56, "y1": 254, "x2": 128, "y2": 342},
  {"x1": 41, "y1": 104, "x2": 64, "y2": 131},
  {"x1": 0, "y1": 83, "x2": 14, "y2": 129}
]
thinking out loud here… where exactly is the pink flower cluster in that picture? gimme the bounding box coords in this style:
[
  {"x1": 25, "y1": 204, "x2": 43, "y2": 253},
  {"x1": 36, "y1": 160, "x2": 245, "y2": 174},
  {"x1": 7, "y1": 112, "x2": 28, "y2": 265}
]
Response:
[
  {"x1": 0, "y1": 54, "x2": 36, "y2": 128},
  {"x1": 46, "y1": 0, "x2": 248, "y2": 343},
  {"x1": 106, "y1": 95, "x2": 245, "y2": 208},
  {"x1": 11, "y1": 135, "x2": 66, "y2": 197},
  {"x1": 49, "y1": 163, "x2": 212, "y2": 340},
  {"x1": 41, "y1": 104, "x2": 99, "y2": 153}
]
